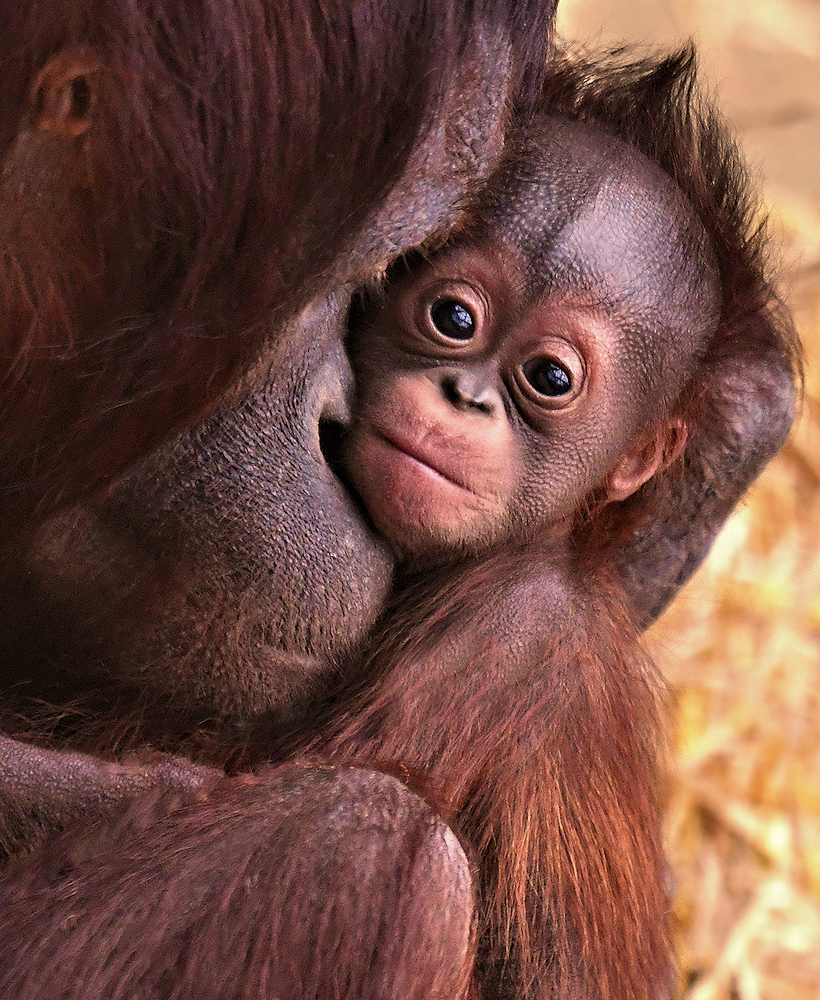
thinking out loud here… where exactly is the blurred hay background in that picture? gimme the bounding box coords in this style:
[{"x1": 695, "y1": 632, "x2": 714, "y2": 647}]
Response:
[{"x1": 556, "y1": 1, "x2": 820, "y2": 996}]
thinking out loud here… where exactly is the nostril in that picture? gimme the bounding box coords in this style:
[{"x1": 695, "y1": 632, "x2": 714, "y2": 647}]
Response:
[
  {"x1": 441, "y1": 375, "x2": 463, "y2": 407},
  {"x1": 441, "y1": 373, "x2": 495, "y2": 414},
  {"x1": 469, "y1": 386, "x2": 496, "y2": 414}
]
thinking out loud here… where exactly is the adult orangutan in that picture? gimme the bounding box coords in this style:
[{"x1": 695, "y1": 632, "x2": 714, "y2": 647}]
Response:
[{"x1": 0, "y1": 4, "x2": 799, "y2": 998}]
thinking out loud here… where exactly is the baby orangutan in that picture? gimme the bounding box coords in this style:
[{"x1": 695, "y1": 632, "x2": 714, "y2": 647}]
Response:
[
  {"x1": 342, "y1": 115, "x2": 718, "y2": 566},
  {"x1": 312, "y1": 64, "x2": 797, "y2": 997}
]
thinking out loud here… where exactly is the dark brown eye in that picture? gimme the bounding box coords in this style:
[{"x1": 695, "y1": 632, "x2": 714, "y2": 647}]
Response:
[
  {"x1": 430, "y1": 299, "x2": 476, "y2": 341},
  {"x1": 521, "y1": 357, "x2": 573, "y2": 398}
]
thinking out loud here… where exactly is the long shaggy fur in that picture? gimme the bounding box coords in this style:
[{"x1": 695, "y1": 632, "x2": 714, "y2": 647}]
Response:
[{"x1": 275, "y1": 543, "x2": 668, "y2": 1000}]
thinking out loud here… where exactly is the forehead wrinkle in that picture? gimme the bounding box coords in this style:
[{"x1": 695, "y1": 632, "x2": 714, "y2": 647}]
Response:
[
  {"x1": 486, "y1": 160, "x2": 604, "y2": 285},
  {"x1": 550, "y1": 171, "x2": 716, "y2": 346},
  {"x1": 489, "y1": 175, "x2": 683, "y2": 319},
  {"x1": 525, "y1": 250, "x2": 658, "y2": 339}
]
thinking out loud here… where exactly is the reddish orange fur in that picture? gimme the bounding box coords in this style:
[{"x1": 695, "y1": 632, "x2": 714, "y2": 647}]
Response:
[{"x1": 288, "y1": 543, "x2": 669, "y2": 999}]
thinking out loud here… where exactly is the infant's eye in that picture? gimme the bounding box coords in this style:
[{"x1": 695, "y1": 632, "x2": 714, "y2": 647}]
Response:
[
  {"x1": 430, "y1": 298, "x2": 476, "y2": 341},
  {"x1": 521, "y1": 357, "x2": 573, "y2": 397}
]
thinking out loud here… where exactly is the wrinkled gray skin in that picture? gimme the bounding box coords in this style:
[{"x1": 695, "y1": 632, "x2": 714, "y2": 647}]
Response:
[{"x1": 16, "y1": 299, "x2": 396, "y2": 724}]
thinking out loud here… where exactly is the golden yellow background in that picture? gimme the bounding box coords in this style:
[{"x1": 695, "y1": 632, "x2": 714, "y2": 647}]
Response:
[{"x1": 556, "y1": 1, "x2": 820, "y2": 996}]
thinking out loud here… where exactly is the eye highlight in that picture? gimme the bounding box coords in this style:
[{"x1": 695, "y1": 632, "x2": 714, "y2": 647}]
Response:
[
  {"x1": 521, "y1": 358, "x2": 572, "y2": 397},
  {"x1": 430, "y1": 298, "x2": 476, "y2": 341},
  {"x1": 514, "y1": 339, "x2": 585, "y2": 412}
]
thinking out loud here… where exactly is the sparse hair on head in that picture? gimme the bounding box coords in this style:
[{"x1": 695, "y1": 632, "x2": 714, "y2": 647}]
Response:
[{"x1": 518, "y1": 44, "x2": 801, "y2": 545}]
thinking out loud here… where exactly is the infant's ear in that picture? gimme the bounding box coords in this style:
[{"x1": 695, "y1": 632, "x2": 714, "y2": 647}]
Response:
[{"x1": 605, "y1": 418, "x2": 687, "y2": 502}]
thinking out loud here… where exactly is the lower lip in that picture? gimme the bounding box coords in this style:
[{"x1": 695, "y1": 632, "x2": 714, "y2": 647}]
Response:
[{"x1": 375, "y1": 432, "x2": 466, "y2": 491}]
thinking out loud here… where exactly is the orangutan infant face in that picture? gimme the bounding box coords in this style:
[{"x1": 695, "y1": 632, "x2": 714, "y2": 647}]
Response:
[{"x1": 342, "y1": 118, "x2": 719, "y2": 561}]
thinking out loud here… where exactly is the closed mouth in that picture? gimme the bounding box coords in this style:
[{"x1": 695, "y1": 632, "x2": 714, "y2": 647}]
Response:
[{"x1": 375, "y1": 428, "x2": 470, "y2": 492}]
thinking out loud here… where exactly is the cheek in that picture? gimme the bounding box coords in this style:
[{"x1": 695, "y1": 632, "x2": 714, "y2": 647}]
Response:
[
  {"x1": 516, "y1": 443, "x2": 595, "y2": 525},
  {"x1": 516, "y1": 410, "x2": 636, "y2": 524}
]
